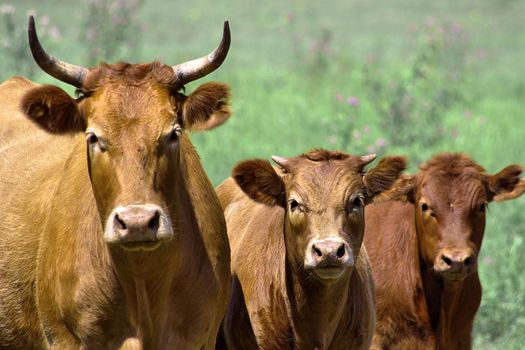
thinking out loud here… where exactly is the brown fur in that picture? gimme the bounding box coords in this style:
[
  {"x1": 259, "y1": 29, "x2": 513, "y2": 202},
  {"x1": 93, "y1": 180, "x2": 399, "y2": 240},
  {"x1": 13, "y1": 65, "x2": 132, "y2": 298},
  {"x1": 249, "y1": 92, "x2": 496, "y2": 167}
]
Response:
[
  {"x1": 21, "y1": 85, "x2": 84, "y2": 133},
  {"x1": 232, "y1": 159, "x2": 286, "y2": 207},
  {"x1": 217, "y1": 150, "x2": 407, "y2": 349},
  {"x1": 0, "y1": 63, "x2": 231, "y2": 349},
  {"x1": 364, "y1": 153, "x2": 524, "y2": 349}
]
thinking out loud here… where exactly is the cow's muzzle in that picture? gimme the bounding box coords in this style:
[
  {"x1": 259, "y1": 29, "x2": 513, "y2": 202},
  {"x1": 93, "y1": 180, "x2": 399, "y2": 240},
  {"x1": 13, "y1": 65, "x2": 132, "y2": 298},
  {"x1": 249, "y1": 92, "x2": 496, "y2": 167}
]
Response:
[
  {"x1": 434, "y1": 248, "x2": 476, "y2": 281},
  {"x1": 304, "y1": 237, "x2": 354, "y2": 280},
  {"x1": 104, "y1": 204, "x2": 173, "y2": 251}
]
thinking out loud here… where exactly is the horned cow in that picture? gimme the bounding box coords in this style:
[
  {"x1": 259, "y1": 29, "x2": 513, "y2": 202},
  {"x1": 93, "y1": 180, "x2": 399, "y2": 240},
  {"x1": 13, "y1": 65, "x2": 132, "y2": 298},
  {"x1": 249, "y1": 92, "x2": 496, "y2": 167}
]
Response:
[{"x1": 0, "y1": 16, "x2": 232, "y2": 349}]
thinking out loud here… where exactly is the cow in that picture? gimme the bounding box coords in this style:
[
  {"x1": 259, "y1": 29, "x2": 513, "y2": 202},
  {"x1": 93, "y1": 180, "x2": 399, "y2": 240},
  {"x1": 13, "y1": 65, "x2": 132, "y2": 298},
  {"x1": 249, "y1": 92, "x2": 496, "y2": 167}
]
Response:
[
  {"x1": 0, "y1": 16, "x2": 232, "y2": 349},
  {"x1": 364, "y1": 153, "x2": 525, "y2": 349},
  {"x1": 216, "y1": 149, "x2": 408, "y2": 349}
]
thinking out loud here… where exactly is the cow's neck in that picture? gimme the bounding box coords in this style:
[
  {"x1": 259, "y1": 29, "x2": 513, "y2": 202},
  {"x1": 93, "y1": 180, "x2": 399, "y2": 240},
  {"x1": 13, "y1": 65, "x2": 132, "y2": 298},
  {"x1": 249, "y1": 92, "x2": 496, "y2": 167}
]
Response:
[
  {"x1": 420, "y1": 255, "x2": 478, "y2": 349},
  {"x1": 285, "y1": 260, "x2": 351, "y2": 349},
  {"x1": 106, "y1": 141, "x2": 213, "y2": 346}
]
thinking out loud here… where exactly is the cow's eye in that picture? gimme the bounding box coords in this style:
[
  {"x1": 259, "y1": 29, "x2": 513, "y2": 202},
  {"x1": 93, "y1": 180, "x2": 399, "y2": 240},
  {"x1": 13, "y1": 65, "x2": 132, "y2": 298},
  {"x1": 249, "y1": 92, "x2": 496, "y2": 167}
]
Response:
[
  {"x1": 168, "y1": 125, "x2": 182, "y2": 144},
  {"x1": 421, "y1": 203, "x2": 429, "y2": 212},
  {"x1": 347, "y1": 195, "x2": 364, "y2": 213},
  {"x1": 289, "y1": 198, "x2": 302, "y2": 212},
  {"x1": 86, "y1": 130, "x2": 106, "y2": 151},
  {"x1": 479, "y1": 203, "x2": 487, "y2": 213},
  {"x1": 87, "y1": 132, "x2": 98, "y2": 145}
]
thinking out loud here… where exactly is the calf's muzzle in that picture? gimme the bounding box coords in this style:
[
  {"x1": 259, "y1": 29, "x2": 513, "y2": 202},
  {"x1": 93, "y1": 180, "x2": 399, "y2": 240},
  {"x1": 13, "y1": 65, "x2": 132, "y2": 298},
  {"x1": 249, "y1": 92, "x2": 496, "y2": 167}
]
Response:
[
  {"x1": 434, "y1": 248, "x2": 476, "y2": 280},
  {"x1": 304, "y1": 237, "x2": 354, "y2": 280}
]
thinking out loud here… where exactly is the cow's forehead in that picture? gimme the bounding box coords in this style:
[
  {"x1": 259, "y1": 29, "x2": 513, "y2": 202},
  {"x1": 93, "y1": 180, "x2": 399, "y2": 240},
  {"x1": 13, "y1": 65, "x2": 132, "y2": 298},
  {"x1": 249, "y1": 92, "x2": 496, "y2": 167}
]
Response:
[
  {"x1": 419, "y1": 171, "x2": 487, "y2": 206},
  {"x1": 286, "y1": 162, "x2": 364, "y2": 202},
  {"x1": 84, "y1": 81, "x2": 176, "y2": 135}
]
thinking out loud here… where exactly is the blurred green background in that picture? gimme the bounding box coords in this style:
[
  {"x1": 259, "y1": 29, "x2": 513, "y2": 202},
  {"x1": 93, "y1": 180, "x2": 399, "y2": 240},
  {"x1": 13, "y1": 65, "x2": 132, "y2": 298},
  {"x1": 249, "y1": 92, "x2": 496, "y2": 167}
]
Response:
[{"x1": 1, "y1": 0, "x2": 524, "y2": 348}]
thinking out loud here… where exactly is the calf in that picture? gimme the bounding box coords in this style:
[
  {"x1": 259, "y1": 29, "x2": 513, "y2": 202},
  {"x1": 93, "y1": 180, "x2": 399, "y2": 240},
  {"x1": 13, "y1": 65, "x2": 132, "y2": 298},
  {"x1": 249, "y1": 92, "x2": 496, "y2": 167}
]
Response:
[
  {"x1": 217, "y1": 149, "x2": 407, "y2": 349},
  {"x1": 364, "y1": 153, "x2": 525, "y2": 349}
]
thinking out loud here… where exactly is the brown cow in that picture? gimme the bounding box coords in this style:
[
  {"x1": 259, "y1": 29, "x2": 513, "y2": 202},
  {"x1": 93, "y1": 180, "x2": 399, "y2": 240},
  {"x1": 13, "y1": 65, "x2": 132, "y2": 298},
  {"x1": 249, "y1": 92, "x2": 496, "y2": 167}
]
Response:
[
  {"x1": 0, "y1": 16, "x2": 232, "y2": 349},
  {"x1": 364, "y1": 153, "x2": 525, "y2": 349},
  {"x1": 216, "y1": 149, "x2": 407, "y2": 349}
]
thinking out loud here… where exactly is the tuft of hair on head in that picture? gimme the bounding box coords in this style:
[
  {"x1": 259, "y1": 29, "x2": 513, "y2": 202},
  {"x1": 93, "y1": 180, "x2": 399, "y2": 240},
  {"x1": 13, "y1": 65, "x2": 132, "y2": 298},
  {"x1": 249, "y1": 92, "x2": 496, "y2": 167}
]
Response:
[{"x1": 301, "y1": 149, "x2": 349, "y2": 162}]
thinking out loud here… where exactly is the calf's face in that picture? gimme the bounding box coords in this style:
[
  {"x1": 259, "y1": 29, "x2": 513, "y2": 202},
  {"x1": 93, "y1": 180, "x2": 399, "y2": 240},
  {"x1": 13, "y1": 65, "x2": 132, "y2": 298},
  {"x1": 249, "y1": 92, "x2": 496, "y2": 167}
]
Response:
[
  {"x1": 386, "y1": 154, "x2": 524, "y2": 281},
  {"x1": 233, "y1": 150, "x2": 406, "y2": 282}
]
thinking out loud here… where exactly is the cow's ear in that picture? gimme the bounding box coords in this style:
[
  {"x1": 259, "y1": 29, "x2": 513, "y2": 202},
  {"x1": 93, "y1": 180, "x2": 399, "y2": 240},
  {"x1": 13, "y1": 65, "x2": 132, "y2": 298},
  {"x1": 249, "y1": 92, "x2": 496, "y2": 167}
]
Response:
[
  {"x1": 373, "y1": 174, "x2": 416, "y2": 203},
  {"x1": 181, "y1": 82, "x2": 231, "y2": 131},
  {"x1": 363, "y1": 156, "x2": 415, "y2": 203},
  {"x1": 493, "y1": 179, "x2": 525, "y2": 202},
  {"x1": 21, "y1": 85, "x2": 84, "y2": 133},
  {"x1": 487, "y1": 165, "x2": 523, "y2": 202},
  {"x1": 232, "y1": 159, "x2": 286, "y2": 207}
]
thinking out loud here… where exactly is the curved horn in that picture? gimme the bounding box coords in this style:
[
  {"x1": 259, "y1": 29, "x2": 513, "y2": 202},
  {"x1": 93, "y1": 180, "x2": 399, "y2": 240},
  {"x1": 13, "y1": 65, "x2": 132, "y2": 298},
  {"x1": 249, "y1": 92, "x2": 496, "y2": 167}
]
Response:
[
  {"x1": 360, "y1": 154, "x2": 377, "y2": 167},
  {"x1": 28, "y1": 16, "x2": 88, "y2": 88},
  {"x1": 172, "y1": 20, "x2": 231, "y2": 86}
]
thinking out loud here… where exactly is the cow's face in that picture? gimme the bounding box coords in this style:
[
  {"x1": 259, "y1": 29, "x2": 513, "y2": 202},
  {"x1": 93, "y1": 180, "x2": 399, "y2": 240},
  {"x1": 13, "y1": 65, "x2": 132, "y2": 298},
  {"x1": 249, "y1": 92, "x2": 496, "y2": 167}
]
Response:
[
  {"x1": 21, "y1": 67, "x2": 230, "y2": 251},
  {"x1": 233, "y1": 150, "x2": 406, "y2": 283},
  {"x1": 21, "y1": 17, "x2": 231, "y2": 251},
  {"x1": 385, "y1": 154, "x2": 524, "y2": 281}
]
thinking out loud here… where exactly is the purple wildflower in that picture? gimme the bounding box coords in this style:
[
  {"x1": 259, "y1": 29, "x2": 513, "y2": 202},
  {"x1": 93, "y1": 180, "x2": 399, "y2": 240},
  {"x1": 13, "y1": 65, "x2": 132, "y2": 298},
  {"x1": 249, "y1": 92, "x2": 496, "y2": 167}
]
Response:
[{"x1": 347, "y1": 96, "x2": 359, "y2": 106}]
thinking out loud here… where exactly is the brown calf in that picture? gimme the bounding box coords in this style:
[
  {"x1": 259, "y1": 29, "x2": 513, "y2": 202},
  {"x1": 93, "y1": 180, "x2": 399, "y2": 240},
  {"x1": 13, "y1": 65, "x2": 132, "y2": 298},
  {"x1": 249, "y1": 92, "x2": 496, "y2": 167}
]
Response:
[
  {"x1": 217, "y1": 149, "x2": 407, "y2": 349},
  {"x1": 364, "y1": 153, "x2": 525, "y2": 349},
  {"x1": 0, "y1": 17, "x2": 232, "y2": 349}
]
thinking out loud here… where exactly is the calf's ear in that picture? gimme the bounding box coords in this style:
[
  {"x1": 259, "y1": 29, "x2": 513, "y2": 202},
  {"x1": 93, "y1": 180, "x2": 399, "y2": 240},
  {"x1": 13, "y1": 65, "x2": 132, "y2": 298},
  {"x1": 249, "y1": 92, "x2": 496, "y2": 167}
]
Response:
[
  {"x1": 232, "y1": 159, "x2": 286, "y2": 207},
  {"x1": 494, "y1": 179, "x2": 525, "y2": 202},
  {"x1": 181, "y1": 82, "x2": 231, "y2": 131},
  {"x1": 488, "y1": 165, "x2": 523, "y2": 202},
  {"x1": 363, "y1": 156, "x2": 414, "y2": 203},
  {"x1": 21, "y1": 85, "x2": 84, "y2": 133}
]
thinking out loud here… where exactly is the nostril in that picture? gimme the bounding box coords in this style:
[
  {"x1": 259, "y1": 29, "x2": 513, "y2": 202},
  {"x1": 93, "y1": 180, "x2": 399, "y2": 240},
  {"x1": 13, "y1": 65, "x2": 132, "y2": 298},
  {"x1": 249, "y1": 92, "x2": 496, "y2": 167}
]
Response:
[
  {"x1": 312, "y1": 245, "x2": 323, "y2": 257},
  {"x1": 336, "y1": 245, "x2": 345, "y2": 258},
  {"x1": 148, "y1": 211, "x2": 160, "y2": 232},
  {"x1": 441, "y1": 255, "x2": 452, "y2": 266},
  {"x1": 114, "y1": 214, "x2": 127, "y2": 230},
  {"x1": 464, "y1": 257, "x2": 472, "y2": 266}
]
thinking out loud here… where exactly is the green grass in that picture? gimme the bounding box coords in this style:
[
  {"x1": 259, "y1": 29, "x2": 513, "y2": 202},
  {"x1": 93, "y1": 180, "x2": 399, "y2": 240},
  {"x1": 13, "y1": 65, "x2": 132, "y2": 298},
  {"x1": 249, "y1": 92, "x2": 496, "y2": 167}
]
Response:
[{"x1": 2, "y1": 0, "x2": 525, "y2": 347}]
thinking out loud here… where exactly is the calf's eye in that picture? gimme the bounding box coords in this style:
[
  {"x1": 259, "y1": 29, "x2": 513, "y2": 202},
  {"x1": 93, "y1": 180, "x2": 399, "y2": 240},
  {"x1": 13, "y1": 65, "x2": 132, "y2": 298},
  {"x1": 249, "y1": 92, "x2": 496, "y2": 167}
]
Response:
[
  {"x1": 421, "y1": 203, "x2": 429, "y2": 212},
  {"x1": 479, "y1": 203, "x2": 486, "y2": 213},
  {"x1": 353, "y1": 196, "x2": 363, "y2": 208},
  {"x1": 289, "y1": 199, "x2": 301, "y2": 212}
]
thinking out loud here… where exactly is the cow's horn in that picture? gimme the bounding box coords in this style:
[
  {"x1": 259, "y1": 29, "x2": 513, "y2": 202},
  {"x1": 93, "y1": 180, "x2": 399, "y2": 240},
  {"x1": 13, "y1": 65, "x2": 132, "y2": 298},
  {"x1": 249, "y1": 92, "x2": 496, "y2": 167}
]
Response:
[
  {"x1": 172, "y1": 20, "x2": 230, "y2": 86},
  {"x1": 28, "y1": 16, "x2": 88, "y2": 88},
  {"x1": 360, "y1": 154, "x2": 377, "y2": 166},
  {"x1": 271, "y1": 156, "x2": 289, "y2": 168}
]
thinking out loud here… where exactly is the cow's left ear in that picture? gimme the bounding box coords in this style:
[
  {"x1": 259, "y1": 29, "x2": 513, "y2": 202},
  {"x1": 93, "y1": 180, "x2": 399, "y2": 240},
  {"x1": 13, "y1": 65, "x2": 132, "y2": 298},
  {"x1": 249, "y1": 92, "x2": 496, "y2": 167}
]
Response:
[
  {"x1": 180, "y1": 82, "x2": 231, "y2": 131},
  {"x1": 21, "y1": 85, "x2": 84, "y2": 133},
  {"x1": 363, "y1": 156, "x2": 409, "y2": 203},
  {"x1": 487, "y1": 164, "x2": 523, "y2": 202}
]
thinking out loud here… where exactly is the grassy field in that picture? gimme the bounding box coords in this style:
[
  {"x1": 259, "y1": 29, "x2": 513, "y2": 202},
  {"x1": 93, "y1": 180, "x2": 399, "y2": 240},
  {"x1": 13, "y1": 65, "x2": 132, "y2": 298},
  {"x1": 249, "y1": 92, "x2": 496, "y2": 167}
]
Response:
[{"x1": 2, "y1": 0, "x2": 525, "y2": 348}]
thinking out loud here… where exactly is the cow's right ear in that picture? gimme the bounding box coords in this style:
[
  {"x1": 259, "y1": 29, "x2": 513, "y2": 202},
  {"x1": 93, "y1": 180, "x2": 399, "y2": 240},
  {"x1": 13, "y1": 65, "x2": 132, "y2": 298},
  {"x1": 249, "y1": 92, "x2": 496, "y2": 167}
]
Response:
[
  {"x1": 373, "y1": 173, "x2": 417, "y2": 203},
  {"x1": 21, "y1": 85, "x2": 85, "y2": 133},
  {"x1": 232, "y1": 159, "x2": 286, "y2": 207}
]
